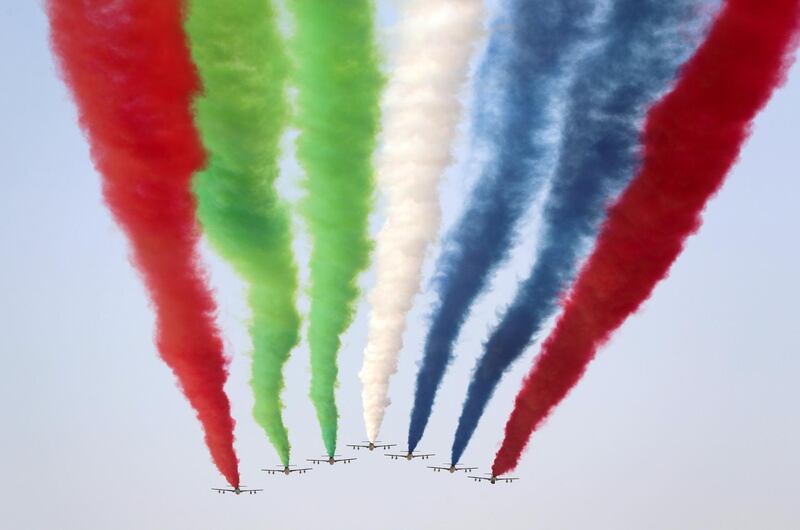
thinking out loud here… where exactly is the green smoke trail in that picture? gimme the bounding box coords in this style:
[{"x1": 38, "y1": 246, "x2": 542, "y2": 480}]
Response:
[
  {"x1": 287, "y1": 1, "x2": 383, "y2": 456},
  {"x1": 185, "y1": 0, "x2": 299, "y2": 466}
]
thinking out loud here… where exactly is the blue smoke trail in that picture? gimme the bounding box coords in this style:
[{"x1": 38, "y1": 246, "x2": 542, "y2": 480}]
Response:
[
  {"x1": 450, "y1": 0, "x2": 719, "y2": 464},
  {"x1": 408, "y1": 0, "x2": 598, "y2": 452}
]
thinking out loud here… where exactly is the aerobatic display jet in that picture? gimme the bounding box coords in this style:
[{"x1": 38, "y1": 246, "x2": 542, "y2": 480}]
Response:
[
  {"x1": 347, "y1": 441, "x2": 397, "y2": 451},
  {"x1": 211, "y1": 486, "x2": 263, "y2": 495},
  {"x1": 385, "y1": 450, "x2": 434, "y2": 461},
  {"x1": 427, "y1": 462, "x2": 477, "y2": 474},
  {"x1": 307, "y1": 455, "x2": 357, "y2": 465},
  {"x1": 262, "y1": 464, "x2": 312, "y2": 476},
  {"x1": 468, "y1": 473, "x2": 519, "y2": 485}
]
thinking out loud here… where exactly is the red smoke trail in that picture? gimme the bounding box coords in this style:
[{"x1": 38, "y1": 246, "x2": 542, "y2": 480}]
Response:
[
  {"x1": 47, "y1": 1, "x2": 240, "y2": 486},
  {"x1": 492, "y1": 0, "x2": 800, "y2": 476}
]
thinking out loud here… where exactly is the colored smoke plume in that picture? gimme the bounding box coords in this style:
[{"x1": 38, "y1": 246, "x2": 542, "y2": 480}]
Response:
[
  {"x1": 288, "y1": 1, "x2": 384, "y2": 456},
  {"x1": 360, "y1": 0, "x2": 485, "y2": 443},
  {"x1": 47, "y1": 0, "x2": 240, "y2": 486},
  {"x1": 186, "y1": 0, "x2": 300, "y2": 466}
]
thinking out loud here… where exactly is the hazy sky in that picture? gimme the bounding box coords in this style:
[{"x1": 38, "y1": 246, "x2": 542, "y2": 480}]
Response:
[{"x1": 1, "y1": 2, "x2": 798, "y2": 529}]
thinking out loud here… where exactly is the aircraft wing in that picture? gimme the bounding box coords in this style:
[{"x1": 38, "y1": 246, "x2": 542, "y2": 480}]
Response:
[
  {"x1": 212, "y1": 488, "x2": 235, "y2": 493},
  {"x1": 500, "y1": 477, "x2": 519, "y2": 483},
  {"x1": 375, "y1": 443, "x2": 396, "y2": 449},
  {"x1": 346, "y1": 444, "x2": 367, "y2": 449},
  {"x1": 468, "y1": 476, "x2": 490, "y2": 482},
  {"x1": 334, "y1": 457, "x2": 355, "y2": 463},
  {"x1": 412, "y1": 453, "x2": 434, "y2": 459},
  {"x1": 384, "y1": 453, "x2": 405, "y2": 459},
  {"x1": 290, "y1": 467, "x2": 312, "y2": 473},
  {"x1": 307, "y1": 458, "x2": 325, "y2": 464},
  {"x1": 427, "y1": 465, "x2": 448, "y2": 471},
  {"x1": 459, "y1": 466, "x2": 478, "y2": 472}
]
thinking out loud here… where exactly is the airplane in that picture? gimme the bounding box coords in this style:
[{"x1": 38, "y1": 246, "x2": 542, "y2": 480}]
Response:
[
  {"x1": 347, "y1": 441, "x2": 397, "y2": 451},
  {"x1": 385, "y1": 450, "x2": 435, "y2": 461},
  {"x1": 307, "y1": 455, "x2": 357, "y2": 465},
  {"x1": 428, "y1": 462, "x2": 478, "y2": 474},
  {"x1": 468, "y1": 473, "x2": 520, "y2": 485},
  {"x1": 211, "y1": 486, "x2": 263, "y2": 495},
  {"x1": 262, "y1": 464, "x2": 312, "y2": 476}
]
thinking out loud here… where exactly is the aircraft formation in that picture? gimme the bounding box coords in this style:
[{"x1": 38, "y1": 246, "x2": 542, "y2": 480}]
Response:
[
  {"x1": 213, "y1": 442, "x2": 517, "y2": 494},
  {"x1": 49, "y1": 0, "x2": 800, "y2": 495}
]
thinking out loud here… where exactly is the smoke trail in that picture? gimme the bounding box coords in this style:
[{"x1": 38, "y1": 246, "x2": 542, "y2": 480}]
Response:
[
  {"x1": 46, "y1": 1, "x2": 240, "y2": 486},
  {"x1": 450, "y1": 0, "x2": 718, "y2": 465},
  {"x1": 492, "y1": 0, "x2": 800, "y2": 476},
  {"x1": 358, "y1": 0, "x2": 485, "y2": 443},
  {"x1": 185, "y1": 1, "x2": 299, "y2": 466},
  {"x1": 408, "y1": 0, "x2": 599, "y2": 452},
  {"x1": 288, "y1": 2, "x2": 383, "y2": 456}
]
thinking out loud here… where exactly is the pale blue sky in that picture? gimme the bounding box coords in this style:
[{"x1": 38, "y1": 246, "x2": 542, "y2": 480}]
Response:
[{"x1": 1, "y1": 2, "x2": 798, "y2": 529}]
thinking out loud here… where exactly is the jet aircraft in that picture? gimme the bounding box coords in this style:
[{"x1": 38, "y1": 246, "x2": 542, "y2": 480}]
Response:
[
  {"x1": 307, "y1": 455, "x2": 357, "y2": 465},
  {"x1": 468, "y1": 473, "x2": 519, "y2": 485},
  {"x1": 347, "y1": 441, "x2": 397, "y2": 451},
  {"x1": 428, "y1": 463, "x2": 477, "y2": 474},
  {"x1": 211, "y1": 486, "x2": 263, "y2": 495},
  {"x1": 262, "y1": 464, "x2": 312, "y2": 476},
  {"x1": 385, "y1": 450, "x2": 434, "y2": 461}
]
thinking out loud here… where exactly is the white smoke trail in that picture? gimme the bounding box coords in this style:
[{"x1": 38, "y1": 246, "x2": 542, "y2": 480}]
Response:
[{"x1": 359, "y1": 0, "x2": 485, "y2": 442}]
